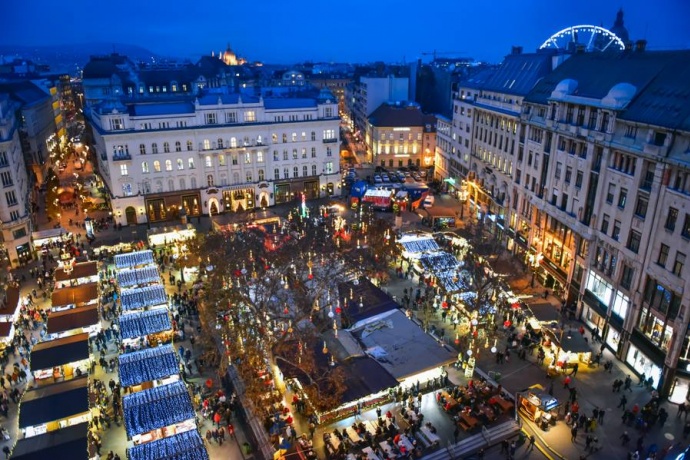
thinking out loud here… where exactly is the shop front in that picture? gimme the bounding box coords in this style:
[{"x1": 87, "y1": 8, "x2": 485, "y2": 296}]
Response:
[
  {"x1": 626, "y1": 331, "x2": 664, "y2": 390},
  {"x1": 222, "y1": 186, "x2": 255, "y2": 212},
  {"x1": 145, "y1": 191, "x2": 202, "y2": 223}
]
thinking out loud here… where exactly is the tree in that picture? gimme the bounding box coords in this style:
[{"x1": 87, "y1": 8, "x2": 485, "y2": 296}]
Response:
[{"x1": 44, "y1": 168, "x2": 61, "y2": 219}]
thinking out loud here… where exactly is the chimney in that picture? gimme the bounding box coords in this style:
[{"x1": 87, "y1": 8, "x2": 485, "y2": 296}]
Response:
[
  {"x1": 635, "y1": 40, "x2": 647, "y2": 52},
  {"x1": 511, "y1": 46, "x2": 523, "y2": 55}
]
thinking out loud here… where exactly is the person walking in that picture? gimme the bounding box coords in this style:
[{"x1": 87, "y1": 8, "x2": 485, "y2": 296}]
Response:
[
  {"x1": 563, "y1": 375, "x2": 572, "y2": 389},
  {"x1": 528, "y1": 435, "x2": 536, "y2": 450},
  {"x1": 571, "y1": 425, "x2": 578, "y2": 443},
  {"x1": 624, "y1": 375, "x2": 633, "y2": 392},
  {"x1": 618, "y1": 394, "x2": 628, "y2": 410},
  {"x1": 571, "y1": 363, "x2": 579, "y2": 377},
  {"x1": 620, "y1": 431, "x2": 630, "y2": 446}
]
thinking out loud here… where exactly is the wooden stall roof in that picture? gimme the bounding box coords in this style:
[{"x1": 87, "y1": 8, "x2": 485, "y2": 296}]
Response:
[
  {"x1": 30, "y1": 333, "x2": 90, "y2": 370},
  {"x1": 54, "y1": 261, "x2": 98, "y2": 282},
  {"x1": 51, "y1": 283, "x2": 99, "y2": 308},
  {"x1": 47, "y1": 306, "x2": 99, "y2": 335}
]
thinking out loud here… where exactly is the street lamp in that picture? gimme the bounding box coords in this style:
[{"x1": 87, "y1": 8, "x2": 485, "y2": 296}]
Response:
[
  {"x1": 529, "y1": 252, "x2": 543, "y2": 288},
  {"x1": 458, "y1": 182, "x2": 469, "y2": 219}
]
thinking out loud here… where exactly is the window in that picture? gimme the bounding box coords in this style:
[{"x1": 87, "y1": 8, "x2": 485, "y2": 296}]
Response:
[
  {"x1": 292, "y1": 149, "x2": 298, "y2": 160},
  {"x1": 232, "y1": 155, "x2": 238, "y2": 165},
  {"x1": 624, "y1": 125, "x2": 637, "y2": 139},
  {"x1": 165, "y1": 160, "x2": 172, "y2": 171},
  {"x1": 575, "y1": 170, "x2": 583, "y2": 188},
  {"x1": 673, "y1": 252, "x2": 686, "y2": 276},
  {"x1": 311, "y1": 147, "x2": 316, "y2": 158},
  {"x1": 555, "y1": 163, "x2": 562, "y2": 179},
  {"x1": 565, "y1": 167, "x2": 572, "y2": 184},
  {"x1": 142, "y1": 162, "x2": 149, "y2": 173},
  {"x1": 205, "y1": 156, "x2": 212, "y2": 167},
  {"x1": 218, "y1": 138, "x2": 224, "y2": 149},
  {"x1": 246, "y1": 171, "x2": 253, "y2": 183},
  {"x1": 110, "y1": 117, "x2": 124, "y2": 130},
  {"x1": 245, "y1": 152, "x2": 251, "y2": 164},
  {"x1": 205, "y1": 113, "x2": 217, "y2": 124},
  {"x1": 177, "y1": 159, "x2": 184, "y2": 170},
  {"x1": 191, "y1": 177, "x2": 197, "y2": 188},
  {"x1": 187, "y1": 140, "x2": 193, "y2": 151},
  {"x1": 218, "y1": 154, "x2": 225, "y2": 166},
  {"x1": 0, "y1": 171, "x2": 12, "y2": 187},
  {"x1": 325, "y1": 162, "x2": 334, "y2": 174},
  {"x1": 122, "y1": 183, "x2": 133, "y2": 196},
  {"x1": 291, "y1": 132, "x2": 297, "y2": 142},
  {"x1": 203, "y1": 139, "x2": 211, "y2": 150},
  {"x1": 175, "y1": 141, "x2": 181, "y2": 152},
  {"x1": 120, "y1": 164, "x2": 128, "y2": 176},
  {"x1": 634, "y1": 196, "x2": 648, "y2": 219},
  {"x1": 188, "y1": 158, "x2": 195, "y2": 169},
  {"x1": 282, "y1": 134, "x2": 287, "y2": 143},
  {"x1": 311, "y1": 131, "x2": 316, "y2": 141},
  {"x1": 303, "y1": 165, "x2": 308, "y2": 177},
  {"x1": 606, "y1": 183, "x2": 615, "y2": 204},
  {"x1": 273, "y1": 151, "x2": 279, "y2": 161},
  {"x1": 151, "y1": 143, "x2": 158, "y2": 154},
  {"x1": 258, "y1": 169, "x2": 265, "y2": 181},
  {"x1": 207, "y1": 175, "x2": 214, "y2": 187},
  {"x1": 283, "y1": 168, "x2": 289, "y2": 179},
  {"x1": 612, "y1": 220, "x2": 621, "y2": 241},
  {"x1": 658, "y1": 244, "x2": 670, "y2": 267},
  {"x1": 230, "y1": 137, "x2": 237, "y2": 148},
  {"x1": 179, "y1": 178, "x2": 186, "y2": 190},
  {"x1": 163, "y1": 142, "x2": 170, "y2": 153},
  {"x1": 293, "y1": 167, "x2": 299, "y2": 178},
  {"x1": 274, "y1": 169, "x2": 280, "y2": 180},
  {"x1": 323, "y1": 129, "x2": 336, "y2": 140},
  {"x1": 618, "y1": 188, "x2": 627, "y2": 209},
  {"x1": 4, "y1": 190, "x2": 17, "y2": 206},
  {"x1": 326, "y1": 147, "x2": 332, "y2": 157},
  {"x1": 257, "y1": 151, "x2": 263, "y2": 163},
  {"x1": 301, "y1": 148, "x2": 307, "y2": 159},
  {"x1": 139, "y1": 144, "x2": 146, "y2": 155},
  {"x1": 627, "y1": 230, "x2": 641, "y2": 253},
  {"x1": 153, "y1": 161, "x2": 161, "y2": 172},
  {"x1": 682, "y1": 214, "x2": 690, "y2": 239},
  {"x1": 600, "y1": 214, "x2": 610, "y2": 234},
  {"x1": 620, "y1": 264, "x2": 634, "y2": 290},
  {"x1": 244, "y1": 111, "x2": 256, "y2": 122},
  {"x1": 283, "y1": 150, "x2": 288, "y2": 161},
  {"x1": 312, "y1": 165, "x2": 317, "y2": 176},
  {"x1": 225, "y1": 112, "x2": 237, "y2": 123}
]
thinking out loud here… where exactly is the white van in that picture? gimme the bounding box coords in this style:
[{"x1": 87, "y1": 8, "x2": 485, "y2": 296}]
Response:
[{"x1": 423, "y1": 195, "x2": 435, "y2": 207}]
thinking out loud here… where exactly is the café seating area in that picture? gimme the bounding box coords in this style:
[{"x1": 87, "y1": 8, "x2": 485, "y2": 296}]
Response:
[{"x1": 435, "y1": 379, "x2": 514, "y2": 432}]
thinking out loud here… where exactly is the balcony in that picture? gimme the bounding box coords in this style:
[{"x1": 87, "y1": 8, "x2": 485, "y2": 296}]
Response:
[
  {"x1": 323, "y1": 138, "x2": 338, "y2": 144},
  {"x1": 112, "y1": 153, "x2": 132, "y2": 161}
]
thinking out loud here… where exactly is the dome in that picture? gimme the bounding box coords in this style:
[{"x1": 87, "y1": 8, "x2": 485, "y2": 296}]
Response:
[
  {"x1": 610, "y1": 9, "x2": 630, "y2": 44},
  {"x1": 551, "y1": 79, "x2": 578, "y2": 98},
  {"x1": 602, "y1": 82, "x2": 637, "y2": 109}
]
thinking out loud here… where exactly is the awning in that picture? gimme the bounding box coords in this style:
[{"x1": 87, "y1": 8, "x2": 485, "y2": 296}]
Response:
[
  {"x1": 11, "y1": 422, "x2": 89, "y2": 460},
  {"x1": 119, "y1": 345, "x2": 179, "y2": 387},
  {"x1": 127, "y1": 430, "x2": 209, "y2": 460},
  {"x1": 30, "y1": 333, "x2": 89, "y2": 371},
  {"x1": 19, "y1": 376, "x2": 89, "y2": 428},
  {"x1": 119, "y1": 308, "x2": 171, "y2": 340},
  {"x1": 47, "y1": 306, "x2": 99, "y2": 335},
  {"x1": 543, "y1": 327, "x2": 592, "y2": 354},
  {"x1": 123, "y1": 381, "x2": 195, "y2": 438},
  {"x1": 115, "y1": 250, "x2": 155, "y2": 269},
  {"x1": 120, "y1": 285, "x2": 167, "y2": 312},
  {"x1": 51, "y1": 283, "x2": 99, "y2": 308}
]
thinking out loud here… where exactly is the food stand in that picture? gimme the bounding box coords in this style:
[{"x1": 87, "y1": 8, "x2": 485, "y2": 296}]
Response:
[
  {"x1": 518, "y1": 384, "x2": 560, "y2": 430},
  {"x1": 147, "y1": 224, "x2": 196, "y2": 248}
]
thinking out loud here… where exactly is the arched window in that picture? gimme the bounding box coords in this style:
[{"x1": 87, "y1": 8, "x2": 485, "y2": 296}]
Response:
[
  {"x1": 153, "y1": 161, "x2": 161, "y2": 172},
  {"x1": 283, "y1": 168, "x2": 289, "y2": 179},
  {"x1": 155, "y1": 180, "x2": 163, "y2": 193},
  {"x1": 258, "y1": 169, "x2": 265, "y2": 181},
  {"x1": 303, "y1": 165, "x2": 308, "y2": 177},
  {"x1": 139, "y1": 144, "x2": 146, "y2": 155},
  {"x1": 163, "y1": 142, "x2": 170, "y2": 153},
  {"x1": 186, "y1": 140, "x2": 193, "y2": 151},
  {"x1": 230, "y1": 137, "x2": 237, "y2": 148},
  {"x1": 218, "y1": 138, "x2": 224, "y2": 149},
  {"x1": 177, "y1": 159, "x2": 184, "y2": 170},
  {"x1": 165, "y1": 160, "x2": 172, "y2": 171},
  {"x1": 293, "y1": 167, "x2": 298, "y2": 178},
  {"x1": 179, "y1": 178, "x2": 186, "y2": 190},
  {"x1": 168, "y1": 179, "x2": 174, "y2": 191},
  {"x1": 141, "y1": 162, "x2": 149, "y2": 173},
  {"x1": 190, "y1": 177, "x2": 197, "y2": 188},
  {"x1": 246, "y1": 171, "x2": 253, "y2": 183},
  {"x1": 232, "y1": 172, "x2": 240, "y2": 184},
  {"x1": 188, "y1": 158, "x2": 195, "y2": 169},
  {"x1": 207, "y1": 175, "x2": 214, "y2": 187},
  {"x1": 175, "y1": 141, "x2": 181, "y2": 152},
  {"x1": 151, "y1": 143, "x2": 158, "y2": 154}
]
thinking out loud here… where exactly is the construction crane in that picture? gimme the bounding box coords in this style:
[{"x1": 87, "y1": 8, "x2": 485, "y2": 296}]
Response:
[{"x1": 421, "y1": 50, "x2": 466, "y2": 60}]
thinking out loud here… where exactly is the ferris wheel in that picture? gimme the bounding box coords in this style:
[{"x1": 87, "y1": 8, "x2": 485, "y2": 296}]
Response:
[{"x1": 540, "y1": 25, "x2": 625, "y2": 53}]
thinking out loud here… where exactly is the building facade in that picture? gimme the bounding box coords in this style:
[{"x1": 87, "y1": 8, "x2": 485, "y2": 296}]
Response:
[
  {"x1": 440, "y1": 47, "x2": 690, "y2": 399},
  {"x1": 0, "y1": 94, "x2": 32, "y2": 267},
  {"x1": 366, "y1": 102, "x2": 436, "y2": 170},
  {"x1": 82, "y1": 55, "x2": 341, "y2": 226},
  {"x1": 346, "y1": 76, "x2": 409, "y2": 141}
]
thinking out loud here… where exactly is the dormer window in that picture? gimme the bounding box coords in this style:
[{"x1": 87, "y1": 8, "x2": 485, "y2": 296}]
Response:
[{"x1": 171, "y1": 82, "x2": 178, "y2": 92}]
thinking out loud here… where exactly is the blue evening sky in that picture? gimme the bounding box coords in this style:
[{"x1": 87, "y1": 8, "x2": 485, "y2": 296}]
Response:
[{"x1": 3, "y1": 0, "x2": 689, "y2": 64}]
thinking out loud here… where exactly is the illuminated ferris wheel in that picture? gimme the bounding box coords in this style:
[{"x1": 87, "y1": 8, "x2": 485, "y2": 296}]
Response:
[{"x1": 540, "y1": 25, "x2": 625, "y2": 53}]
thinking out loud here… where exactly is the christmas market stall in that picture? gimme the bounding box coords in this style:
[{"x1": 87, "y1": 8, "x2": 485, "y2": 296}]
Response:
[
  {"x1": 127, "y1": 429, "x2": 209, "y2": 460},
  {"x1": 116, "y1": 266, "x2": 161, "y2": 289},
  {"x1": 0, "y1": 286, "x2": 21, "y2": 349},
  {"x1": 120, "y1": 285, "x2": 168, "y2": 312},
  {"x1": 46, "y1": 305, "x2": 100, "y2": 339},
  {"x1": 118, "y1": 308, "x2": 172, "y2": 344},
  {"x1": 30, "y1": 332, "x2": 90, "y2": 383},
  {"x1": 10, "y1": 421, "x2": 90, "y2": 460},
  {"x1": 146, "y1": 224, "x2": 197, "y2": 248},
  {"x1": 517, "y1": 384, "x2": 560, "y2": 429},
  {"x1": 50, "y1": 282, "x2": 99, "y2": 312},
  {"x1": 398, "y1": 233, "x2": 439, "y2": 256},
  {"x1": 31, "y1": 227, "x2": 72, "y2": 254},
  {"x1": 53, "y1": 261, "x2": 99, "y2": 289},
  {"x1": 18, "y1": 375, "x2": 90, "y2": 438},
  {"x1": 115, "y1": 249, "x2": 156, "y2": 270},
  {"x1": 118, "y1": 344, "x2": 180, "y2": 390},
  {"x1": 122, "y1": 380, "x2": 196, "y2": 443},
  {"x1": 541, "y1": 323, "x2": 592, "y2": 374}
]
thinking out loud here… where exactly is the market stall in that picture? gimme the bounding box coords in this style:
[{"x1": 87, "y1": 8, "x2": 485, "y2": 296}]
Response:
[
  {"x1": 122, "y1": 380, "x2": 196, "y2": 440},
  {"x1": 0, "y1": 287, "x2": 20, "y2": 349},
  {"x1": 30, "y1": 333, "x2": 90, "y2": 383},
  {"x1": 51, "y1": 282, "x2": 99, "y2": 311},
  {"x1": 398, "y1": 234, "x2": 439, "y2": 255},
  {"x1": 120, "y1": 285, "x2": 168, "y2": 312},
  {"x1": 10, "y1": 422, "x2": 89, "y2": 460},
  {"x1": 18, "y1": 376, "x2": 91, "y2": 438},
  {"x1": 46, "y1": 305, "x2": 100, "y2": 339},
  {"x1": 147, "y1": 224, "x2": 197, "y2": 248},
  {"x1": 518, "y1": 384, "x2": 560, "y2": 429},
  {"x1": 119, "y1": 308, "x2": 172, "y2": 341},
  {"x1": 115, "y1": 250, "x2": 155, "y2": 270},
  {"x1": 542, "y1": 325, "x2": 592, "y2": 372},
  {"x1": 127, "y1": 429, "x2": 209, "y2": 460},
  {"x1": 119, "y1": 345, "x2": 180, "y2": 389},
  {"x1": 116, "y1": 266, "x2": 161, "y2": 288},
  {"x1": 31, "y1": 228, "x2": 72, "y2": 253},
  {"x1": 53, "y1": 261, "x2": 99, "y2": 289}
]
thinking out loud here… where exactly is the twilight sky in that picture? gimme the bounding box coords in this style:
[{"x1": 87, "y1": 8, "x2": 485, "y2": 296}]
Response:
[{"x1": 4, "y1": 0, "x2": 690, "y2": 64}]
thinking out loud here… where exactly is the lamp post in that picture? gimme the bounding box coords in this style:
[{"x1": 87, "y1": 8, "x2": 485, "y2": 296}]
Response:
[
  {"x1": 529, "y1": 252, "x2": 543, "y2": 288},
  {"x1": 458, "y1": 182, "x2": 469, "y2": 220}
]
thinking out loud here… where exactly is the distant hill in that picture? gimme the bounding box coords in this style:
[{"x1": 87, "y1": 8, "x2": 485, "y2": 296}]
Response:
[{"x1": 0, "y1": 42, "x2": 160, "y2": 75}]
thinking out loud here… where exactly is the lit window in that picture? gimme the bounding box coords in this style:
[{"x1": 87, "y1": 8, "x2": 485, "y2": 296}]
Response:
[
  {"x1": 153, "y1": 161, "x2": 161, "y2": 172},
  {"x1": 165, "y1": 160, "x2": 172, "y2": 171},
  {"x1": 177, "y1": 159, "x2": 184, "y2": 170},
  {"x1": 205, "y1": 156, "x2": 212, "y2": 167},
  {"x1": 120, "y1": 164, "x2": 128, "y2": 176},
  {"x1": 141, "y1": 162, "x2": 149, "y2": 173}
]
